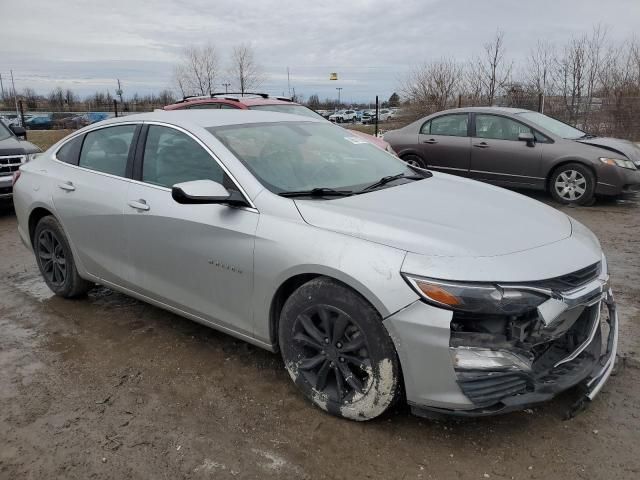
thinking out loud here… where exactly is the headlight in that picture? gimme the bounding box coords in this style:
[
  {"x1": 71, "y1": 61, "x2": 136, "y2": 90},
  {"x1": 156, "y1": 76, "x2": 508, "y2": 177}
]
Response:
[
  {"x1": 25, "y1": 153, "x2": 39, "y2": 162},
  {"x1": 403, "y1": 274, "x2": 548, "y2": 315},
  {"x1": 599, "y1": 157, "x2": 636, "y2": 170}
]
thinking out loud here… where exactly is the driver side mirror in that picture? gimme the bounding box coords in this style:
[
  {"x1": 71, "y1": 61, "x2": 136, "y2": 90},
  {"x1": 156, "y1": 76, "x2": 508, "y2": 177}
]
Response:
[
  {"x1": 518, "y1": 132, "x2": 535, "y2": 147},
  {"x1": 172, "y1": 179, "x2": 249, "y2": 207},
  {"x1": 10, "y1": 125, "x2": 27, "y2": 140}
]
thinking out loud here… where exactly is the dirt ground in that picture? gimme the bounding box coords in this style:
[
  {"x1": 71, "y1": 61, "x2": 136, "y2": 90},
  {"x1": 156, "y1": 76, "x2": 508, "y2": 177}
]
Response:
[
  {"x1": 26, "y1": 130, "x2": 74, "y2": 151},
  {"x1": 0, "y1": 192, "x2": 639, "y2": 480}
]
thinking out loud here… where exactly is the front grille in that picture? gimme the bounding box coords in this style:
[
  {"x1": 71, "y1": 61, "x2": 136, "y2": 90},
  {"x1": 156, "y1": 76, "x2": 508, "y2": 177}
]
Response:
[
  {"x1": 457, "y1": 372, "x2": 530, "y2": 405},
  {"x1": 529, "y1": 262, "x2": 601, "y2": 292},
  {"x1": 0, "y1": 186, "x2": 12, "y2": 195},
  {"x1": 0, "y1": 155, "x2": 25, "y2": 177}
]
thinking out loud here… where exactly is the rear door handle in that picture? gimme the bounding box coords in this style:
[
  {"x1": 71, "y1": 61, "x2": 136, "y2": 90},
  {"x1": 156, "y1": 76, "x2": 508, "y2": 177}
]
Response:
[
  {"x1": 58, "y1": 181, "x2": 75, "y2": 191},
  {"x1": 128, "y1": 199, "x2": 150, "y2": 211},
  {"x1": 422, "y1": 139, "x2": 438, "y2": 144},
  {"x1": 473, "y1": 142, "x2": 490, "y2": 148}
]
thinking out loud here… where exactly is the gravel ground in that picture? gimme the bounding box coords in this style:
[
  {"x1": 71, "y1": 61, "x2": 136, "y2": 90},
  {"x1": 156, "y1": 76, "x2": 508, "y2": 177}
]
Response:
[{"x1": 0, "y1": 193, "x2": 639, "y2": 480}]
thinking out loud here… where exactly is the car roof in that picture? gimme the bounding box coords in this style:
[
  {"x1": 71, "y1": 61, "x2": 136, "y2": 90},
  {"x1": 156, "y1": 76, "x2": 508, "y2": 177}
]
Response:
[
  {"x1": 91, "y1": 109, "x2": 325, "y2": 129},
  {"x1": 165, "y1": 95, "x2": 298, "y2": 109},
  {"x1": 436, "y1": 106, "x2": 532, "y2": 115}
]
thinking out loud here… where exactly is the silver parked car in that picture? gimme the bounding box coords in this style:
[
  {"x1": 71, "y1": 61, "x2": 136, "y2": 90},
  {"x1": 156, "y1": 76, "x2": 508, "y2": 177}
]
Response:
[
  {"x1": 13, "y1": 110, "x2": 617, "y2": 420},
  {"x1": 384, "y1": 107, "x2": 640, "y2": 205}
]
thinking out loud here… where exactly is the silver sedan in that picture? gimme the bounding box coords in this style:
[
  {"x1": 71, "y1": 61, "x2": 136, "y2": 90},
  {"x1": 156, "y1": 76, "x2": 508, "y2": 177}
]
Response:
[{"x1": 13, "y1": 110, "x2": 617, "y2": 420}]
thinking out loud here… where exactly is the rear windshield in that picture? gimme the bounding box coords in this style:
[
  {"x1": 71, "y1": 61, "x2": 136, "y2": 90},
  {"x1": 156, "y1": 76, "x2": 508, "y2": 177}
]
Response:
[{"x1": 248, "y1": 104, "x2": 325, "y2": 120}]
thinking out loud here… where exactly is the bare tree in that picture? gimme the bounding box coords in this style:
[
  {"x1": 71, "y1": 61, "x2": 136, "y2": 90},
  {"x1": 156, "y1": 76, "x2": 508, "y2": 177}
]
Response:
[
  {"x1": 401, "y1": 58, "x2": 462, "y2": 111},
  {"x1": 64, "y1": 89, "x2": 76, "y2": 108},
  {"x1": 476, "y1": 30, "x2": 512, "y2": 104},
  {"x1": 21, "y1": 88, "x2": 39, "y2": 109},
  {"x1": 173, "y1": 44, "x2": 219, "y2": 97},
  {"x1": 48, "y1": 87, "x2": 65, "y2": 110},
  {"x1": 228, "y1": 44, "x2": 264, "y2": 94},
  {"x1": 527, "y1": 40, "x2": 555, "y2": 111}
]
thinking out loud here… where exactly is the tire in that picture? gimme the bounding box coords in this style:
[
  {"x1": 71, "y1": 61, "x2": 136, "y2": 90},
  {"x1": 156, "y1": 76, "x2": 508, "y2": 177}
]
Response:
[
  {"x1": 33, "y1": 216, "x2": 92, "y2": 298},
  {"x1": 401, "y1": 154, "x2": 427, "y2": 169},
  {"x1": 549, "y1": 163, "x2": 595, "y2": 205},
  {"x1": 279, "y1": 277, "x2": 401, "y2": 421}
]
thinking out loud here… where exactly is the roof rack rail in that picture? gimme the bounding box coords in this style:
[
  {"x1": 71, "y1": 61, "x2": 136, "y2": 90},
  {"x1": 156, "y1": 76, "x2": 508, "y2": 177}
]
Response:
[
  {"x1": 274, "y1": 96, "x2": 293, "y2": 102},
  {"x1": 209, "y1": 92, "x2": 269, "y2": 98}
]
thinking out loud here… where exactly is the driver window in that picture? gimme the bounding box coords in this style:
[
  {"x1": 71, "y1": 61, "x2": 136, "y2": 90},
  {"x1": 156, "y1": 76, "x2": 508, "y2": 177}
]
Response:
[
  {"x1": 142, "y1": 125, "x2": 226, "y2": 188},
  {"x1": 475, "y1": 114, "x2": 533, "y2": 141}
]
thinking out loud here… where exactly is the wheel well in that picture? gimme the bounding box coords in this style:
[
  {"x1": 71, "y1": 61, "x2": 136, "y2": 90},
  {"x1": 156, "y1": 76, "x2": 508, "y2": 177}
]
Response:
[
  {"x1": 546, "y1": 160, "x2": 596, "y2": 193},
  {"x1": 269, "y1": 274, "x2": 319, "y2": 349},
  {"x1": 28, "y1": 207, "x2": 54, "y2": 245}
]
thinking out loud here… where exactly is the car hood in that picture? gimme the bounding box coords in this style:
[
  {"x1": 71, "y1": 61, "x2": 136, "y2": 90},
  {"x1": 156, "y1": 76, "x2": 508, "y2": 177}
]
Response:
[
  {"x1": 294, "y1": 173, "x2": 572, "y2": 258},
  {"x1": 577, "y1": 137, "x2": 640, "y2": 164},
  {"x1": 0, "y1": 136, "x2": 41, "y2": 155}
]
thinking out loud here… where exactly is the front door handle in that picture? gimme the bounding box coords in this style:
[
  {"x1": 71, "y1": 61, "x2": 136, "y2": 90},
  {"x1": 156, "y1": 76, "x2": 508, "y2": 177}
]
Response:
[
  {"x1": 58, "y1": 181, "x2": 75, "y2": 191},
  {"x1": 128, "y1": 199, "x2": 150, "y2": 211},
  {"x1": 473, "y1": 142, "x2": 490, "y2": 149},
  {"x1": 422, "y1": 138, "x2": 438, "y2": 144}
]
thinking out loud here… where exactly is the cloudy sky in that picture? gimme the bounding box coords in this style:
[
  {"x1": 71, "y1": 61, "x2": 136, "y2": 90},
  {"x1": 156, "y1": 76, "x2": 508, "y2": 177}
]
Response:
[{"x1": 1, "y1": 0, "x2": 639, "y2": 103}]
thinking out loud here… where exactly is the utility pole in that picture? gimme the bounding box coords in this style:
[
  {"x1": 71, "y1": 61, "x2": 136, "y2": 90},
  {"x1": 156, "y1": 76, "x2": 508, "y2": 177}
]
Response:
[
  {"x1": 10, "y1": 70, "x2": 19, "y2": 121},
  {"x1": 116, "y1": 79, "x2": 124, "y2": 103},
  {"x1": 336, "y1": 87, "x2": 342, "y2": 106},
  {"x1": 0, "y1": 73, "x2": 5, "y2": 101},
  {"x1": 287, "y1": 67, "x2": 291, "y2": 98},
  {"x1": 222, "y1": 82, "x2": 231, "y2": 93}
]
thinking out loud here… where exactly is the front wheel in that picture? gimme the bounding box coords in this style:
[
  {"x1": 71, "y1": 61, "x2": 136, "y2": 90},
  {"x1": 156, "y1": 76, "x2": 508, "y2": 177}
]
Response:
[
  {"x1": 549, "y1": 163, "x2": 595, "y2": 205},
  {"x1": 279, "y1": 278, "x2": 401, "y2": 421}
]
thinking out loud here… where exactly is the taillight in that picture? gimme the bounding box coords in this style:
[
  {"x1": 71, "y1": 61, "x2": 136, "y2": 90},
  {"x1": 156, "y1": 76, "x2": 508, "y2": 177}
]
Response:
[{"x1": 12, "y1": 170, "x2": 21, "y2": 186}]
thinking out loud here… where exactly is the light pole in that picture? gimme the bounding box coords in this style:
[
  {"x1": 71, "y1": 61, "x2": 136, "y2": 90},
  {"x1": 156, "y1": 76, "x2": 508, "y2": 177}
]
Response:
[
  {"x1": 222, "y1": 83, "x2": 231, "y2": 93},
  {"x1": 336, "y1": 87, "x2": 342, "y2": 106}
]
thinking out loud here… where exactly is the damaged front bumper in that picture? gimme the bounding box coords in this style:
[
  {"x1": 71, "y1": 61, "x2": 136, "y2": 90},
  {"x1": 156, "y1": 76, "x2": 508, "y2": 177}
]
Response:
[{"x1": 384, "y1": 273, "x2": 618, "y2": 417}]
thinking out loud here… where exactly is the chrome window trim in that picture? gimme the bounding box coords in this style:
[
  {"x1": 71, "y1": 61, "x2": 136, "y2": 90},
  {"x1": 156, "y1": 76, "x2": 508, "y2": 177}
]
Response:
[{"x1": 53, "y1": 121, "x2": 141, "y2": 162}]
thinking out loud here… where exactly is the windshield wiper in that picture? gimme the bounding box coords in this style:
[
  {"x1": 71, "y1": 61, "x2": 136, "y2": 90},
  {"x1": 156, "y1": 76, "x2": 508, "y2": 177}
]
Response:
[
  {"x1": 278, "y1": 187, "x2": 354, "y2": 198},
  {"x1": 578, "y1": 133, "x2": 597, "y2": 139},
  {"x1": 358, "y1": 173, "x2": 425, "y2": 193}
]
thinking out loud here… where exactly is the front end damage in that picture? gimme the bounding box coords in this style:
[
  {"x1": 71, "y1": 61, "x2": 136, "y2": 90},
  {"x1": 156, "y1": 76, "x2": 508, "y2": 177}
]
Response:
[{"x1": 384, "y1": 261, "x2": 618, "y2": 417}]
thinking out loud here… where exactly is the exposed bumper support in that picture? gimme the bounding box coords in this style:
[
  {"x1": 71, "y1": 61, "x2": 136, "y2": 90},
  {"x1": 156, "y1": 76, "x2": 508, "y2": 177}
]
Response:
[{"x1": 585, "y1": 288, "x2": 618, "y2": 401}]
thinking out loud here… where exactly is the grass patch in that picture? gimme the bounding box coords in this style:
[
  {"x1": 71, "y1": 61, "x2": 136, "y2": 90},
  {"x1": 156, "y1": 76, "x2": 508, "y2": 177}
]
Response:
[{"x1": 27, "y1": 130, "x2": 75, "y2": 151}]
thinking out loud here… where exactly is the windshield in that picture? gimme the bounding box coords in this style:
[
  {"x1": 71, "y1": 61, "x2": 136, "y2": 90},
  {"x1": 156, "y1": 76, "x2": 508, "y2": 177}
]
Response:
[
  {"x1": 248, "y1": 104, "x2": 325, "y2": 120},
  {"x1": 207, "y1": 121, "x2": 414, "y2": 193},
  {"x1": 516, "y1": 111, "x2": 586, "y2": 139},
  {"x1": 0, "y1": 121, "x2": 12, "y2": 141}
]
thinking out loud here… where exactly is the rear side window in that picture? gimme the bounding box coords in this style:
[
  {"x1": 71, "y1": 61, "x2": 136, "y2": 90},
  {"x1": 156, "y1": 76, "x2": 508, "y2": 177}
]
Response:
[
  {"x1": 78, "y1": 125, "x2": 136, "y2": 177},
  {"x1": 142, "y1": 125, "x2": 226, "y2": 188},
  {"x1": 56, "y1": 135, "x2": 84, "y2": 165},
  {"x1": 421, "y1": 114, "x2": 468, "y2": 137}
]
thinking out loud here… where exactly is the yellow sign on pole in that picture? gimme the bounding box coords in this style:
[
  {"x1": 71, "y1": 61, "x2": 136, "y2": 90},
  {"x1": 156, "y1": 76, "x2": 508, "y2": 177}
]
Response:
[{"x1": 329, "y1": 72, "x2": 338, "y2": 81}]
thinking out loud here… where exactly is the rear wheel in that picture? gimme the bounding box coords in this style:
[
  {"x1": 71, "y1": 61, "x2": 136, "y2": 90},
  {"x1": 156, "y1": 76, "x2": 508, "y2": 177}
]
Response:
[
  {"x1": 401, "y1": 154, "x2": 427, "y2": 169},
  {"x1": 34, "y1": 216, "x2": 92, "y2": 298},
  {"x1": 549, "y1": 163, "x2": 595, "y2": 205},
  {"x1": 279, "y1": 278, "x2": 401, "y2": 421}
]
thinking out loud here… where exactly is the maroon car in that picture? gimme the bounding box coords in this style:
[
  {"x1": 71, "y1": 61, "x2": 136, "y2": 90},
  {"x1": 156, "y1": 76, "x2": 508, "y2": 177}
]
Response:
[{"x1": 164, "y1": 93, "x2": 394, "y2": 153}]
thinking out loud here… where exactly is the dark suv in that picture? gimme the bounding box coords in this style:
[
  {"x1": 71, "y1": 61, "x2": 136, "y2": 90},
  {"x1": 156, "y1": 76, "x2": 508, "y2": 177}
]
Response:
[
  {"x1": 0, "y1": 121, "x2": 41, "y2": 201},
  {"x1": 164, "y1": 93, "x2": 392, "y2": 152}
]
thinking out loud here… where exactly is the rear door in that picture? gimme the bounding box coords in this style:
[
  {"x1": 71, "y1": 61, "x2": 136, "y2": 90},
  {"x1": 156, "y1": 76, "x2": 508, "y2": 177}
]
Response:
[
  {"x1": 417, "y1": 113, "x2": 471, "y2": 175},
  {"x1": 51, "y1": 123, "x2": 140, "y2": 284},
  {"x1": 123, "y1": 123, "x2": 258, "y2": 336},
  {"x1": 469, "y1": 114, "x2": 545, "y2": 187}
]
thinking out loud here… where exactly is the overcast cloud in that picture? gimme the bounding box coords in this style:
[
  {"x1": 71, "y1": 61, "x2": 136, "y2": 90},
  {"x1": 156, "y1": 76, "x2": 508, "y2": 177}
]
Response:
[{"x1": 1, "y1": 0, "x2": 639, "y2": 102}]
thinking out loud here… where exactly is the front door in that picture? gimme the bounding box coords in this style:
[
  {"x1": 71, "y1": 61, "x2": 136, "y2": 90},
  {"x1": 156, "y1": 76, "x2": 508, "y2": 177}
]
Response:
[
  {"x1": 417, "y1": 113, "x2": 471, "y2": 176},
  {"x1": 123, "y1": 124, "x2": 258, "y2": 336},
  {"x1": 51, "y1": 124, "x2": 139, "y2": 284},
  {"x1": 469, "y1": 114, "x2": 545, "y2": 187}
]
